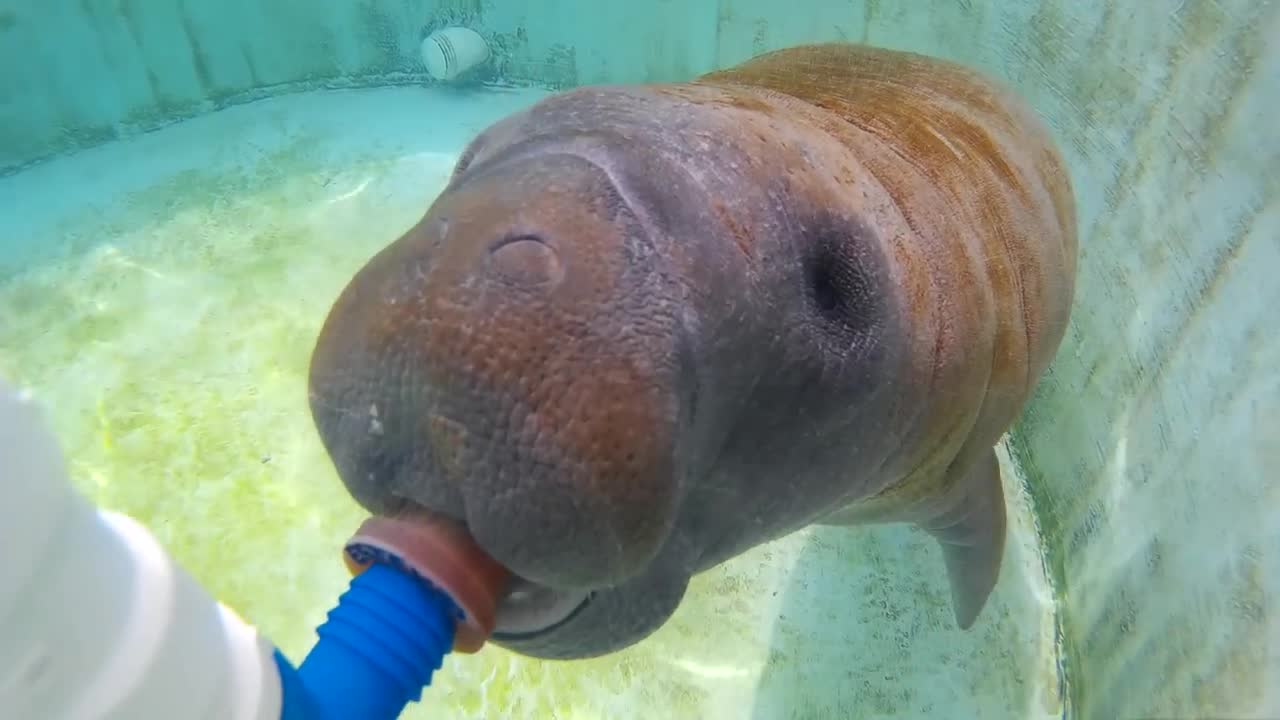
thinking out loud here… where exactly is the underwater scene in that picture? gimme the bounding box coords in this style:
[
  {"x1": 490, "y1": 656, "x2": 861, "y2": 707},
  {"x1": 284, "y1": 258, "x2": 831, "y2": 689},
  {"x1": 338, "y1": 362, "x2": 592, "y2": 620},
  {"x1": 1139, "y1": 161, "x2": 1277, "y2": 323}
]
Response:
[{"x1": 0, "y1": 2, "x2": 1275, "y2": 719}]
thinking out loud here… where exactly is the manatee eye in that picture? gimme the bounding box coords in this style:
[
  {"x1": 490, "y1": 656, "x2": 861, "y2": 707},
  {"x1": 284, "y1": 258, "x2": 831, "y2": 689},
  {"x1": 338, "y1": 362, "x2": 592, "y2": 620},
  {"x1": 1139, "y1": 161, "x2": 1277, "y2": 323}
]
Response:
[
  {"x1": 805, "y1": 245, "x2": 875, "y2": 335},
  {"x1": 808, "y1": 258, "x2": 843, "y2": 314},
  {"x1": 452, "y1": 133, "x2": 493, "y2": 184},
  {"x1": 452, "y1": 144, "x2": 480, "y2": 180}
]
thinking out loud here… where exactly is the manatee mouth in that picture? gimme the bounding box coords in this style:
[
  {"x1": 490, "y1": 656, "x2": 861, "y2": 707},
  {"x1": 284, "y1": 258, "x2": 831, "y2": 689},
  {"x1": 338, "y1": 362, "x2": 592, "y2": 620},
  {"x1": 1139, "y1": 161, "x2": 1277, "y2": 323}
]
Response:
[
  {"x1": 345, "y1": 508, "x2": 598, "y2": 650},
  {"x1": 384, "y1": 500, "x2": 599, "y2": 641},
  {"x1": 492, "y1": 576, "x2": 595, "y2": 640}
]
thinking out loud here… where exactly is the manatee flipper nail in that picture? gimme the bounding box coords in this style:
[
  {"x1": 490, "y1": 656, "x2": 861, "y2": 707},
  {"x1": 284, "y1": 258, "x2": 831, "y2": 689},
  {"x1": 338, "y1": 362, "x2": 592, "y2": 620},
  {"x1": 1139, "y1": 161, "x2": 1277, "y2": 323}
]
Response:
[{"x1": 921, "y1": 448, "x2": 1007, "y2": 630}]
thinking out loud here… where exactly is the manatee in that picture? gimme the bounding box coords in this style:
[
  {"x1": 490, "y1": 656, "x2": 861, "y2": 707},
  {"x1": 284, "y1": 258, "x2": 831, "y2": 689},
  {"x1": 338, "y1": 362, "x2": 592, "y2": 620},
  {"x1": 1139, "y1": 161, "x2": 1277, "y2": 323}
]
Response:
[{"x1": 307, "y1": 42, "x2": 1078, "y2": 660}]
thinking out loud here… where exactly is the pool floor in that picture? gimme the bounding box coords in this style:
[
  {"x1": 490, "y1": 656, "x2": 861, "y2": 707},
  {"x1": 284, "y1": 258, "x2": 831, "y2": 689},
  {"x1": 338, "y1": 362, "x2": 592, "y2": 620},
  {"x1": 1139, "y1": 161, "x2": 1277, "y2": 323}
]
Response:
[{"x1": 0, "y1": 85, "x2": 1065, "y2": 719}]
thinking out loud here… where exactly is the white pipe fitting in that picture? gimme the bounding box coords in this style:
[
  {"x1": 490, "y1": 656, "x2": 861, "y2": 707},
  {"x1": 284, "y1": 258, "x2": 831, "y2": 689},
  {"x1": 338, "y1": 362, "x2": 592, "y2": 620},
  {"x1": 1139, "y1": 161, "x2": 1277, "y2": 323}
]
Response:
[
  {"x1": 0, "y1": 379, "x2": 283, "y2": 720},
  {"x1": 420, "y1": 27, "x2": 491, "y2": 82}
]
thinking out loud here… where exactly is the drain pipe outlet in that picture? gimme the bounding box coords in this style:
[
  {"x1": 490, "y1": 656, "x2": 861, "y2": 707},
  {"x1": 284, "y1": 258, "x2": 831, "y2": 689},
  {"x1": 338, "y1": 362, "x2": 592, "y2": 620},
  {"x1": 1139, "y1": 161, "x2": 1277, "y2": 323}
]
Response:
[{"x1": 421, "y1": 27, "x2": 491, "y2": 82}]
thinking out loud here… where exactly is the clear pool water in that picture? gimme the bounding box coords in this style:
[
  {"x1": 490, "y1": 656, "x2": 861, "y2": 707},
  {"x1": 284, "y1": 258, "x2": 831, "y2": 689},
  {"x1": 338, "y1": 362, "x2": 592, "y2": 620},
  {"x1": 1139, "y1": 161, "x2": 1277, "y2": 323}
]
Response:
[
  {"x1": 0, "y1": 82, "x2": 1062, "y2": 719},
  {"x1": 1, "y1": 2, "x2": 1275, "y2": 719}
]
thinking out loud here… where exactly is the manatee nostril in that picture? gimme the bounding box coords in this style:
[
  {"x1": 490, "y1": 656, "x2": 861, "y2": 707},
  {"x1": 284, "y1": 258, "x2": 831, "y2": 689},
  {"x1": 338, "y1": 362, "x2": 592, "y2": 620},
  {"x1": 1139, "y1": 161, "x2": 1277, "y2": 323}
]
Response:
[{"x1": 487, "y1": 235, "x2": 565, "y2": 287}]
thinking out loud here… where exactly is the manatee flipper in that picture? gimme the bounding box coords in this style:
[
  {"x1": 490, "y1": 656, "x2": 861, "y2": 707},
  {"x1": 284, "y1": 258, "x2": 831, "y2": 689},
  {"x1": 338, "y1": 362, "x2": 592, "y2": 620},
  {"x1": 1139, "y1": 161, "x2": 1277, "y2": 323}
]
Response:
[{"x1": 920, "y1": 448, "x2": 1007, "y2": 630}]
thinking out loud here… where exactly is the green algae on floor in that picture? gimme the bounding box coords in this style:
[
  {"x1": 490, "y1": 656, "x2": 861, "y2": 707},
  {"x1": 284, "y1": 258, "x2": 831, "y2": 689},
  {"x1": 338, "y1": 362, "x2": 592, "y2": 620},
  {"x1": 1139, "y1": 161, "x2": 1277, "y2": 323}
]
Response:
[{"x1": 0, "y1": 86, "x2": 1063, "y2": 719}]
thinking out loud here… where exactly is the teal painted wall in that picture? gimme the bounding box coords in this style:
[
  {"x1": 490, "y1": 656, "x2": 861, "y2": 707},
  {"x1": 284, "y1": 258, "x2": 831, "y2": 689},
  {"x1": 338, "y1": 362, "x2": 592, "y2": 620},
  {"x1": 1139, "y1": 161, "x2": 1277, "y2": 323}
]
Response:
[
  {"x1": 0, "y1": 0, "x2": 439, "y2": 173},
  {"x1": 0, "y1": 0, "x2": 1049, "y2": 173},
  {"x1": 1, "y1": 1, "x2": 1276, "y2": 718}
]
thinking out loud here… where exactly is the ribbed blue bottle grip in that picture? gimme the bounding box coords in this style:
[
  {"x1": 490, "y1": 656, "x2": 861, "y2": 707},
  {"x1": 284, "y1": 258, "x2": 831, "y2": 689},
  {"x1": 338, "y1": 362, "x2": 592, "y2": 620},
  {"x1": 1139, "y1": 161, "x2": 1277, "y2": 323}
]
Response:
[{"x1": 276, "y1": 562, "x2": 459, "y2": 719}]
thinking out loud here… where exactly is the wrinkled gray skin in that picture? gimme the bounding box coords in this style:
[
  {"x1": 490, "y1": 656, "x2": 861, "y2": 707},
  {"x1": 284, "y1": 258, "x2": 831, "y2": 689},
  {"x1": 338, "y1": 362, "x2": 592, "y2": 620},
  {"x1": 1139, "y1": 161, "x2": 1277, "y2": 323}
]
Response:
[
  {"x1": 308, "y1": 45, "x2": 1075, "y2": 660},
  {"x1": 310, "y1": 93, "x2": 901, "y2": 658}
]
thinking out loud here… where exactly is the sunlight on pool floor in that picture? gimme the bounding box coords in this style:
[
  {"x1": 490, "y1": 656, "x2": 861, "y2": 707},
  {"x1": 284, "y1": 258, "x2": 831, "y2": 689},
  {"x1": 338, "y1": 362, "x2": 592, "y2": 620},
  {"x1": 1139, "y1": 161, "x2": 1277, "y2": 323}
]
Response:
[{"x1": 0, "y1": 86, "x2": 1064, "y2": 719}]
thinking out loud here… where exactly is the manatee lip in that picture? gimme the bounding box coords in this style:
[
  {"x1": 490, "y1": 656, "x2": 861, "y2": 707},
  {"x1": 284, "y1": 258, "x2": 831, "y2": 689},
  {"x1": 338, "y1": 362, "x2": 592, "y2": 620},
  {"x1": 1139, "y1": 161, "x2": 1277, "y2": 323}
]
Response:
[
  {"x1": 382, "y1": 496, "x2": 595, "y2": 640},
  {"x1": 491, "y1": 576, "x2": 595, "y2": 640}
]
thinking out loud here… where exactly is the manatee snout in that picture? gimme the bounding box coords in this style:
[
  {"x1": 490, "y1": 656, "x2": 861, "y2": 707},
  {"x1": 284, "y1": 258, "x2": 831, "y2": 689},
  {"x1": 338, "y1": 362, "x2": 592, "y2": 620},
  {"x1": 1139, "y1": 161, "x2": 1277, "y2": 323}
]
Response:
[{"x1": 308, "y1": 151, "x2": 689, "y2": 599}]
